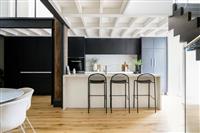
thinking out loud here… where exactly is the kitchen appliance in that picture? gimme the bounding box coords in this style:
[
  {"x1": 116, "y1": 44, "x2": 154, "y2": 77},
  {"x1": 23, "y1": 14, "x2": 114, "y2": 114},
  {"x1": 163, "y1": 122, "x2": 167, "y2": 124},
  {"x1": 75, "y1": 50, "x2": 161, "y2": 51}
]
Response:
[{"x1": 68, "y1": 57, "x2": 85, "y2": 73}]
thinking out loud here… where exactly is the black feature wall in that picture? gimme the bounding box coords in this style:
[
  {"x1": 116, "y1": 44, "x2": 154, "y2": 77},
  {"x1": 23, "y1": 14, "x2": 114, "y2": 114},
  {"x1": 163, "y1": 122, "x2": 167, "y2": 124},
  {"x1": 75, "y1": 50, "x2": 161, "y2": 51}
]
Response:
[
  {"x1": 85, "y1": 38, "x2": 141, "y2": 56},
  {"x1": 4, "y1": 37, "x2": 53, "y2": 95}
]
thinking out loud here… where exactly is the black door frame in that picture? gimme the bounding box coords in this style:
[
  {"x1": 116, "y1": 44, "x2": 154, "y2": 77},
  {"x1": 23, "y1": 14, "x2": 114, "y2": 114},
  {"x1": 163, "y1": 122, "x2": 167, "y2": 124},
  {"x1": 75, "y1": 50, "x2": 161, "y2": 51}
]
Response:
[{"x1": 0, "y1": 18, "x2": 55, "y2": 105}]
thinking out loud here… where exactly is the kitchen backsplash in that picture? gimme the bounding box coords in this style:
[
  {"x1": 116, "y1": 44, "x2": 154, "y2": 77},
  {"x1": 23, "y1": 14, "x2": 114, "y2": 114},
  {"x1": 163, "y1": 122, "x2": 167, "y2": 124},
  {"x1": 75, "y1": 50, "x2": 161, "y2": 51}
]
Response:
[{"x1": 85, "y1": 54, "x2": 137, "y2": 72}]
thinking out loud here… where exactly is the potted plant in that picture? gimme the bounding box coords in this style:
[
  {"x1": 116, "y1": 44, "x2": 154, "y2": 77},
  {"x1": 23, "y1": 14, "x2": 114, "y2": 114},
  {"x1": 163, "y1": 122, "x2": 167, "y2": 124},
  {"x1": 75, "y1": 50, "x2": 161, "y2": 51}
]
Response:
[{"x1": 134, "y1": 59, "x2": 142, "y2": 74}]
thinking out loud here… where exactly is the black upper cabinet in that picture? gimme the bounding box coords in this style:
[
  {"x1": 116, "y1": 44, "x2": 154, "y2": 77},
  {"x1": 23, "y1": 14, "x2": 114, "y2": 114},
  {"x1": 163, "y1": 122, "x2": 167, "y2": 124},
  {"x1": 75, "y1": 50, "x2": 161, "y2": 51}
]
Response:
[
  {"x1": 85, "y1": 38, "x2": 141, "y2": 55},
  {"x1": 68, "y1": 37, "x2": 85, "y2": 57}
]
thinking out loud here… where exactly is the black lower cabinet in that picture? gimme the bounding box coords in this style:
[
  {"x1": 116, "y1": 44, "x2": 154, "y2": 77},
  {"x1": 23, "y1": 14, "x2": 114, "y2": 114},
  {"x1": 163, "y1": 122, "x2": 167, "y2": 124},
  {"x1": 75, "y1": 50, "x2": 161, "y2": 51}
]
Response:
[
  {"x1": 4, "y1": 37, "x2": 53, "y2": 95},
  {"x1": 19, "y1": 74, "x2": 52, "y2": 95}
]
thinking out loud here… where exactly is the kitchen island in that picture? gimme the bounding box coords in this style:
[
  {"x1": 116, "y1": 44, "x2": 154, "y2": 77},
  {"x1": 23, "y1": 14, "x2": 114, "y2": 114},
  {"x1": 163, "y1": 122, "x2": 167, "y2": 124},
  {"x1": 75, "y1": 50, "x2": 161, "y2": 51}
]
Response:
[{"x1": 63, "y1": 73, "x2": 161, "y2": 110}]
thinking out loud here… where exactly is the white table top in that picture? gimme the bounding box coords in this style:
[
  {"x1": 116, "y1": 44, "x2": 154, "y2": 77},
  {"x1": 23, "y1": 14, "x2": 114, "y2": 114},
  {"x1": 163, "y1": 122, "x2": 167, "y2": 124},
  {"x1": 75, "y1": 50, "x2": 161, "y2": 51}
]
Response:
[{"x1": 0, "y1": 88, "x2": 24, "y2": 104}]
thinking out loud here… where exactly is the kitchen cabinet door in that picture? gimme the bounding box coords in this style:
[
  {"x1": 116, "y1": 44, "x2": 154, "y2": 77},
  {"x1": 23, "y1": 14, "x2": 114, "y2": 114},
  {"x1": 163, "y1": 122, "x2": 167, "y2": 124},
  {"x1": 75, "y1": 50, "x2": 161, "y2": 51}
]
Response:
[
  {"x1": 154, "y1": 38, "x2": 167, "y2": 49},
  {"x1": 154, "y1": 49, "x2": 167, "y2": 93},
  {"x1": 142, "y1": 49, "x2": 154, "y2": 73},
  {"x1": 68, "y1": 37, "x2": 85, "y2": 57},
  {"x1": 142, "y1": 37, "x2": 154, "y2": 49}
]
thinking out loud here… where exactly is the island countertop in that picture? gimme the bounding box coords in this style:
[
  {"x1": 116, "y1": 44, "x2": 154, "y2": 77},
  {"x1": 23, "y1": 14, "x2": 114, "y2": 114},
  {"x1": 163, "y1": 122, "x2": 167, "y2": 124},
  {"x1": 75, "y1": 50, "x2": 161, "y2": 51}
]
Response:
[
  {"x1": 63, "y1": 73, "x2": 161, "y2": 110},
  {"x1": 63, "y1": 73, "x2": 160, "y2": 78}
]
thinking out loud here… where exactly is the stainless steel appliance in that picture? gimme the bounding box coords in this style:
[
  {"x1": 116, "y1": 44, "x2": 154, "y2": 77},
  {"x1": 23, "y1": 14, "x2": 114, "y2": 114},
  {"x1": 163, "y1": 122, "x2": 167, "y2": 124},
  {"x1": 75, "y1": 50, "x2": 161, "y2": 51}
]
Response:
[{"x1": 68, "y1": 57, "x2": 85, "y2": 73}]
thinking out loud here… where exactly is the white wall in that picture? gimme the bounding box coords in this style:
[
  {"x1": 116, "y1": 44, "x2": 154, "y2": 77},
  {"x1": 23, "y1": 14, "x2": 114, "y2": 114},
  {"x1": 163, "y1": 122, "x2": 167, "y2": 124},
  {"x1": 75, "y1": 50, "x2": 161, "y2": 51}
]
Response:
[
  {"x1": 168, "y1": 29, "x2": 200, "y2": 105},
  {"x1": 186, "y1": 50, "x2": 200, "y2": 105},
  {"x1": 167, "y1": 30, "x2": 184, "y2": 98},
  {"x1": 85, "y1": 54, "x2": 137, "y2": 72}
]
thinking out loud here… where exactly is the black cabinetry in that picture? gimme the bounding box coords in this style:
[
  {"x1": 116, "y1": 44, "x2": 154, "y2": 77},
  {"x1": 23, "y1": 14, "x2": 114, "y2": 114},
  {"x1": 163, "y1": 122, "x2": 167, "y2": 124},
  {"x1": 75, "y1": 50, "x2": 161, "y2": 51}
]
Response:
[
  {"x1": 68, "y1": 37, "x2": 85, "y2": 57},
  {"x1": 68, "y1": 37, "x2": 85, "y2": 72},
  {"x1": 4, "y1": 37, "x2": 53, "y2": 95},
  {"x1": 85, "y1": 38, "x2": 141, "y2": 55}
]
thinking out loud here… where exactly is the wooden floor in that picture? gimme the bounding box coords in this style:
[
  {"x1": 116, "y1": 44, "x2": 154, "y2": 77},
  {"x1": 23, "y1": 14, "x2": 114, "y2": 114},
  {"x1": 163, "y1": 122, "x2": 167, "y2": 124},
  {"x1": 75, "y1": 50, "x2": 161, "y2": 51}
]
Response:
[{"x1": 15, "y1": 95, "x2": 185, "y2": 133}]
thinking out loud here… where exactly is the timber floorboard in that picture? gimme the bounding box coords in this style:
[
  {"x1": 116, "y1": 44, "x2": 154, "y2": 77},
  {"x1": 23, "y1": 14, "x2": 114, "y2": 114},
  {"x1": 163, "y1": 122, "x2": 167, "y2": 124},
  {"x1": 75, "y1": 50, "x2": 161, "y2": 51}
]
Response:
[{"x1": 13, "y1": 95, "x2": 184, "y2": 133}]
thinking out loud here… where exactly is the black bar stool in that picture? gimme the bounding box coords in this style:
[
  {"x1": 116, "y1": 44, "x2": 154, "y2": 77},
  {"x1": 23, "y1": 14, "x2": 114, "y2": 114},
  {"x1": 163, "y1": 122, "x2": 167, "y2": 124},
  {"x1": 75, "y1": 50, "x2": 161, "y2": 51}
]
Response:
[
  {"x1": 88, "y1": 73, "x2": 107, "y2": 113},
  {"x1": 110, "y1": 73, "x2": 130, "y2": 113},
  {"x1": 133, "y1": 73, "x2": 156, "y2": 113}
]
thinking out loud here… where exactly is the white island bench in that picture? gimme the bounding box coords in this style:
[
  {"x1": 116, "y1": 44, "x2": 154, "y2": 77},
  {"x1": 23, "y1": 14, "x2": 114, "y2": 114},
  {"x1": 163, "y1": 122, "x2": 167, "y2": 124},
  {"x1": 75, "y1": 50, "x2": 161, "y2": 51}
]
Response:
[{"x1": 63, "y1": 73, "x2": 161, "y2": 110}]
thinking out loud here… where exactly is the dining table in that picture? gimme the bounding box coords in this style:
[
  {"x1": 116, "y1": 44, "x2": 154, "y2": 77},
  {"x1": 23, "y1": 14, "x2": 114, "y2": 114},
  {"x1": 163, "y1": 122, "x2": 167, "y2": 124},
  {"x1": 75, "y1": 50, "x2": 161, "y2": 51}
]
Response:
[{"x1": 0, "y1": 88, "x2": 24, "y2": 104}]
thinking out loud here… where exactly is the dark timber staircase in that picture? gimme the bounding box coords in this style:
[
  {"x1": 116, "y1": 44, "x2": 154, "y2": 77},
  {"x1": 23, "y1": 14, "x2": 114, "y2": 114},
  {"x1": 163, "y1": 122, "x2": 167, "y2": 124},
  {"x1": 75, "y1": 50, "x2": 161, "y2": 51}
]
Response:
[{"x1": 169, "y1": 3, "x2": 200, "y2": 60}]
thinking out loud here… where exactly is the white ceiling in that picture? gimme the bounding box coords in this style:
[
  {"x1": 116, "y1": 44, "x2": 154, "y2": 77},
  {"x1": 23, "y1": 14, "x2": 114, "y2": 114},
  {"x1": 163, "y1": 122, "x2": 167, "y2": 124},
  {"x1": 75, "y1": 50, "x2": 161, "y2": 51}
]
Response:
[
  {"x1": 0, "y1": 28, "x2": 51, "y2": 37},
  {"x1": 51, "y1": 0, "x2": 173, "y2": 38}
]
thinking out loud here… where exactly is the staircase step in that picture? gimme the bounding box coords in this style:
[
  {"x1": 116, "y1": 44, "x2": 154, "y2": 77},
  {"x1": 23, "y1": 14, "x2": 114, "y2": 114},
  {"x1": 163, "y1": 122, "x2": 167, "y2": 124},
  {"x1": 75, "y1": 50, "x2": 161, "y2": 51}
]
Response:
[
  {"x1": 196, "y1": 49, "x2": 200, "y2": 60},
  {"x1": 169, "y1": 4, "x2": 200, "y2": 43}
]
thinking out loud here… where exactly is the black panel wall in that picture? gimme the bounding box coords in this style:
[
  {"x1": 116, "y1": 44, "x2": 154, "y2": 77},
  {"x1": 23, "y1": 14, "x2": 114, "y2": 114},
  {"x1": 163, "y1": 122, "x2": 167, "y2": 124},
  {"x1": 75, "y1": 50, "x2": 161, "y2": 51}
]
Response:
[
  {"x1": 4, "y1": 37, "x2": 53, "y2": 95},
  {"x1": 85, "y1": 38, "x2": 141, "y2": 56}
]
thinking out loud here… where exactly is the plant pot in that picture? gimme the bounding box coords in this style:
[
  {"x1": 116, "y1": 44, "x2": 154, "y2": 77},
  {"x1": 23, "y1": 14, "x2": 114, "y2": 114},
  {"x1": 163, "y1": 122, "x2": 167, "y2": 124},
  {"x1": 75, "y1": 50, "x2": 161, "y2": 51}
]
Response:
[{"x1": 135, "y1": 65, "x2": 141, "y2": 74}]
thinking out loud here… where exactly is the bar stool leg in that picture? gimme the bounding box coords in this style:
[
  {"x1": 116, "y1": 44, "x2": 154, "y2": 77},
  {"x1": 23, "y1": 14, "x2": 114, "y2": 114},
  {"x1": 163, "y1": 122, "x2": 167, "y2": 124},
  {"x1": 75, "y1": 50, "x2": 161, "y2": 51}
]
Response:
[
  {"x1": 128, "y1": 82, "x2": 130, "y2": 113},
  {"x1": 125, "y1": 83, "x2": 127, "y2": 109},
  {"x1": 88, "y1": 82, "x2": 90, "y2": 113},
  {"x1": 104, "y1": 83, "x2": 106, "y2": 109},
  {"x1": 137, "y1": 82, "x2": 139, "y2": 113},
  {"x1": 148, "y1": 83, "x2": 150, "y2": 109},
  {"x1": 105, "y1": 82, "x2": 107, "y2": 113},
  {"x1": 133, "y1": 80, "x2": 135, "y2": 108},
  {"x1": 154, "y1": 82, "x2": 156, "y2": 113},
  {"x1": 110, "y1": 82, "x2": 112, "y2": 113}
]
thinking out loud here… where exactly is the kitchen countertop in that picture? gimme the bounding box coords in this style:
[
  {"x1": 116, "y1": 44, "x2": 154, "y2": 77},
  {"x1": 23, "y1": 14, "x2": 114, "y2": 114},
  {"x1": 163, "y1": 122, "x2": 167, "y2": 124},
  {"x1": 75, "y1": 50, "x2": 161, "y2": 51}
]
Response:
[{"x1": 64, "y1": 72, "x2": 160, "y2": 78}]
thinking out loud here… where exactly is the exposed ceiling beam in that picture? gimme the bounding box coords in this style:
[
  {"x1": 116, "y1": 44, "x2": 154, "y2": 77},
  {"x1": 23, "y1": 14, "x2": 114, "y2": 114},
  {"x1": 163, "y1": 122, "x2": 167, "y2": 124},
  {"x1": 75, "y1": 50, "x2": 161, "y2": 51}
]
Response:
[
  {"x1": 132, "y1": 29, "x2": 141, "y2": 37},
  {"x1": 155, "y1": 29, "x2": 168, "y2": 35},
  {"x1": 143, "y1": 17, "x2": 157, "y2": 27},
  {"x1": 64, "y1": 17, "x2": 77, "y2": 35},
  {"x1": 52, "y1": 0, "x2": 62, "y2": 12},
  {"x1": 64, "y1": 14, "x2": 166, "y2": 17},
  {"x1": 146, "y1": 18, "x2": 168, "y2": 36},
  {"x1": 99, "y1": 0, "x2": 103, "y2": 37},
  {"x1": 134, "y1": 17, "x2": 158, "y2": 36},
  {"x1": 121, "y1": 18, "x2": 137, "y2": 37},
  {"x1": 74, "y1": 0, "x2": 88, "y2": 37},
  {"x1": 70, "y1": 26, "x2": 168, "y2": 30},
  {"x1": 110, "y1": 0, "x2": 129, "y2": 37},
  {"x1": 157, "y1": 18, "x2": 168, "y2": 27}
]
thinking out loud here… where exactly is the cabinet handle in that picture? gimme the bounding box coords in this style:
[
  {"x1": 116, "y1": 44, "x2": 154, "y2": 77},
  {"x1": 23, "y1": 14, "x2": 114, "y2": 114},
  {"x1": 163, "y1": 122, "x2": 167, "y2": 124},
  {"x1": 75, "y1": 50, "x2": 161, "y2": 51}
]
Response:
[
  {"x1": 20, "y1": 71, "x2": 52, "y2": 74},
  {"x1": 154, "y1": 58, "x2": 156, "y2": 67},
  {"x1": 151, "y1": 58, "x2": 153, "y2": 67}
]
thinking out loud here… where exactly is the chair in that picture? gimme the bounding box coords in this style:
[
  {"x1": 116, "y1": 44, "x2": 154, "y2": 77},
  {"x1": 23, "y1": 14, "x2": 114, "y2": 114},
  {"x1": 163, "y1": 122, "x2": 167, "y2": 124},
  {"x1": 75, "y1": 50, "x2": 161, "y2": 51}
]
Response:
[
  {"x1": 110, "y1": 73, "x2": 130, "y2": 113},
  {"x1": 88, "y1": 73, "x2": 107, "y2": 113},
  {"x1": 18, "y1": 87, "x2": 35, "y2": 133},
  {"x1": 0, "y1": 96, "x2": 28, "y2": 133},
  {"x1": 133, "y1": 73, "x2": 156, "y2": 113}
]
